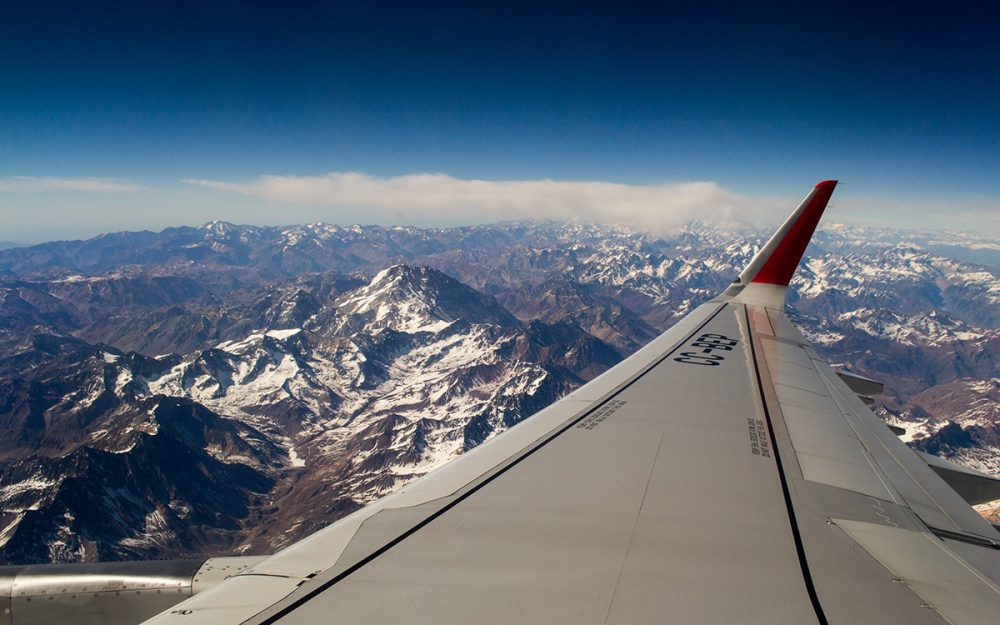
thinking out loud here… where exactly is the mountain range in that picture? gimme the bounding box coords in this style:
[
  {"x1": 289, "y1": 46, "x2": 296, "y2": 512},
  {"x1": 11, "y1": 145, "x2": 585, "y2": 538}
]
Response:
[{"x1": 1, "y1": 219, "x2": 998, "y2": 563}]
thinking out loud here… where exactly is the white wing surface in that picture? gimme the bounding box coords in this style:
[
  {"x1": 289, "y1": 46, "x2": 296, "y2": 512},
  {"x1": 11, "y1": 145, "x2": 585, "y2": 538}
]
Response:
[{"x1": 144, "y1": 181, "x2": 1000, "y2": 625}]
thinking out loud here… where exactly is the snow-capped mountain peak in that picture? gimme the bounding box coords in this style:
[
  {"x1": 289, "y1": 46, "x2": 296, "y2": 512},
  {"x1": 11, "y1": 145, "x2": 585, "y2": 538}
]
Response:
[{"x1": 332, "y1": 265, "x2": 517, "y2": 334}]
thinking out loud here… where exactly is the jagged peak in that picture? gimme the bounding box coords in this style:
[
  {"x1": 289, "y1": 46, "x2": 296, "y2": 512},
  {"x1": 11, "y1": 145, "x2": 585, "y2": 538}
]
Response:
[
  {"x1": 333, "y1": 265, "x2": 516, "y2": 334},
  {"x1": 198, "y1": 221, "x2": 266, "y2": 241},
  {"x1": 215, "y1": 328, "x2": 304, "y2": 353},
  {"x1": 200, "y1": 220, "x2": 238, "y2": 233},
  {"x1": 357, "y1": 265, "x2": 466, "y2": 301}
]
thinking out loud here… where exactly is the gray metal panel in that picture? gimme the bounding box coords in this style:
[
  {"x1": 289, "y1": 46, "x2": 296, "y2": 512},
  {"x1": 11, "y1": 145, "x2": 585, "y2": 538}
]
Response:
[
  {"x1": 835, "y1": 519, "x2": 1000, "y2": 625},
  {"x1": 782, "y1": 496, "x2": 950, "y2": 625},
  {"x1": 757, "y1": 331, "x2": 895, "y2": 501}
]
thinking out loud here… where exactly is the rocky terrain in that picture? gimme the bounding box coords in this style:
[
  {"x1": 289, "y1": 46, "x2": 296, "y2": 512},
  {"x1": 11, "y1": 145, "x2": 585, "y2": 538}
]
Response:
[{"x1": 0, "y1": 219, "x2": 997, "y2": 563}]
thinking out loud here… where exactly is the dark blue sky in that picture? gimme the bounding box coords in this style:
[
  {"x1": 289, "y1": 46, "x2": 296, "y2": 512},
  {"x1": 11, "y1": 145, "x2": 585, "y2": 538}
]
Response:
[{"x1": 2, "y1": 1, "x2": 999, "y2": 239}]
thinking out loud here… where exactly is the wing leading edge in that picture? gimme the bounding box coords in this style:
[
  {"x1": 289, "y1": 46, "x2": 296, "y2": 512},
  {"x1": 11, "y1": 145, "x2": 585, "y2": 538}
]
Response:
[{"x1": 143, "y1": 182, "x2": 1000, "y2": 625}]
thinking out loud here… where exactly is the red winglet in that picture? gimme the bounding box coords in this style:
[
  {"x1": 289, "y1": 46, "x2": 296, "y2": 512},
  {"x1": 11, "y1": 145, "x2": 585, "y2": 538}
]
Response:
[{"x1": 750, "y1": 180, "x2": 837, "y2": 286}]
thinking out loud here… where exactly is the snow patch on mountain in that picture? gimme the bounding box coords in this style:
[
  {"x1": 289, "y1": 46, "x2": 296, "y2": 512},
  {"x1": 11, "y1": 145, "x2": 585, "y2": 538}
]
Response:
[{"x1": 837, "y1": 309, "x2": 983, "y2": 346}]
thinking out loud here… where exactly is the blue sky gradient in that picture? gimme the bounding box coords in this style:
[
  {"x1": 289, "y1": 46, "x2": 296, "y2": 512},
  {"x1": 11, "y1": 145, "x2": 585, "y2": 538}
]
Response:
[{"x1": 2, "y1": 1, "x2": 999, "y2": 241}]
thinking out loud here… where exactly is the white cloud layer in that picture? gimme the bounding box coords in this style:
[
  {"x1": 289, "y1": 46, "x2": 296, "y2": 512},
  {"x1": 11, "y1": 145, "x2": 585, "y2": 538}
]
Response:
[
  {"x1": 184, "y1": 172, "x2": 787, "y2": 234},
  {"x1": 0, "y1": 176, "x2": 137, "y2": 193},
  {"x1": 6, "y1": 172, "x2": 993, "y2": 243}
]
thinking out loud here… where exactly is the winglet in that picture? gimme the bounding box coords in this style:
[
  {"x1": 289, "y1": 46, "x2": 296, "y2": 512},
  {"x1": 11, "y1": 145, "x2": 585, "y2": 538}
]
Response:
[{"x1": 737, "y1": 180, "x2": 837, "y2": 287}]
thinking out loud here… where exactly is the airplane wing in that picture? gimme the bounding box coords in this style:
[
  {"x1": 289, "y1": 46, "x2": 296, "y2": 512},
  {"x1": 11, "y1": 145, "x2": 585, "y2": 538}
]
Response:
[{"x1": 139, "y1": 181, "x2": 1000, "y2": 625}]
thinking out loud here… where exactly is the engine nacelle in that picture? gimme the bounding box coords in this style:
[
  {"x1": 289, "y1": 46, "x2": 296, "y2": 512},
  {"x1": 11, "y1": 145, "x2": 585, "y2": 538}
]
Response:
[{"x1": 0, "y1": 556, "x2": 264, "y2": 625}]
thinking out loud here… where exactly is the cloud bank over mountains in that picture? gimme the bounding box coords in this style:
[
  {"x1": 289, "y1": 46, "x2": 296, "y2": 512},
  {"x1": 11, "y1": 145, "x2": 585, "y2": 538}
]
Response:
[
  {"x1": 183, "y1": 172, "x2": 785, "y2": 234},
  {"x1": 2, "y1": 172, "x2": 998, "y2": 241}
]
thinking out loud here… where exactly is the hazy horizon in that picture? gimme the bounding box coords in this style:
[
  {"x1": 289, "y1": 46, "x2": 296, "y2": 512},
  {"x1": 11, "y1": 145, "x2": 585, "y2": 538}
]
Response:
[{"x1": 4, "y1": 206, "x2": 999, "y2": 249}]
